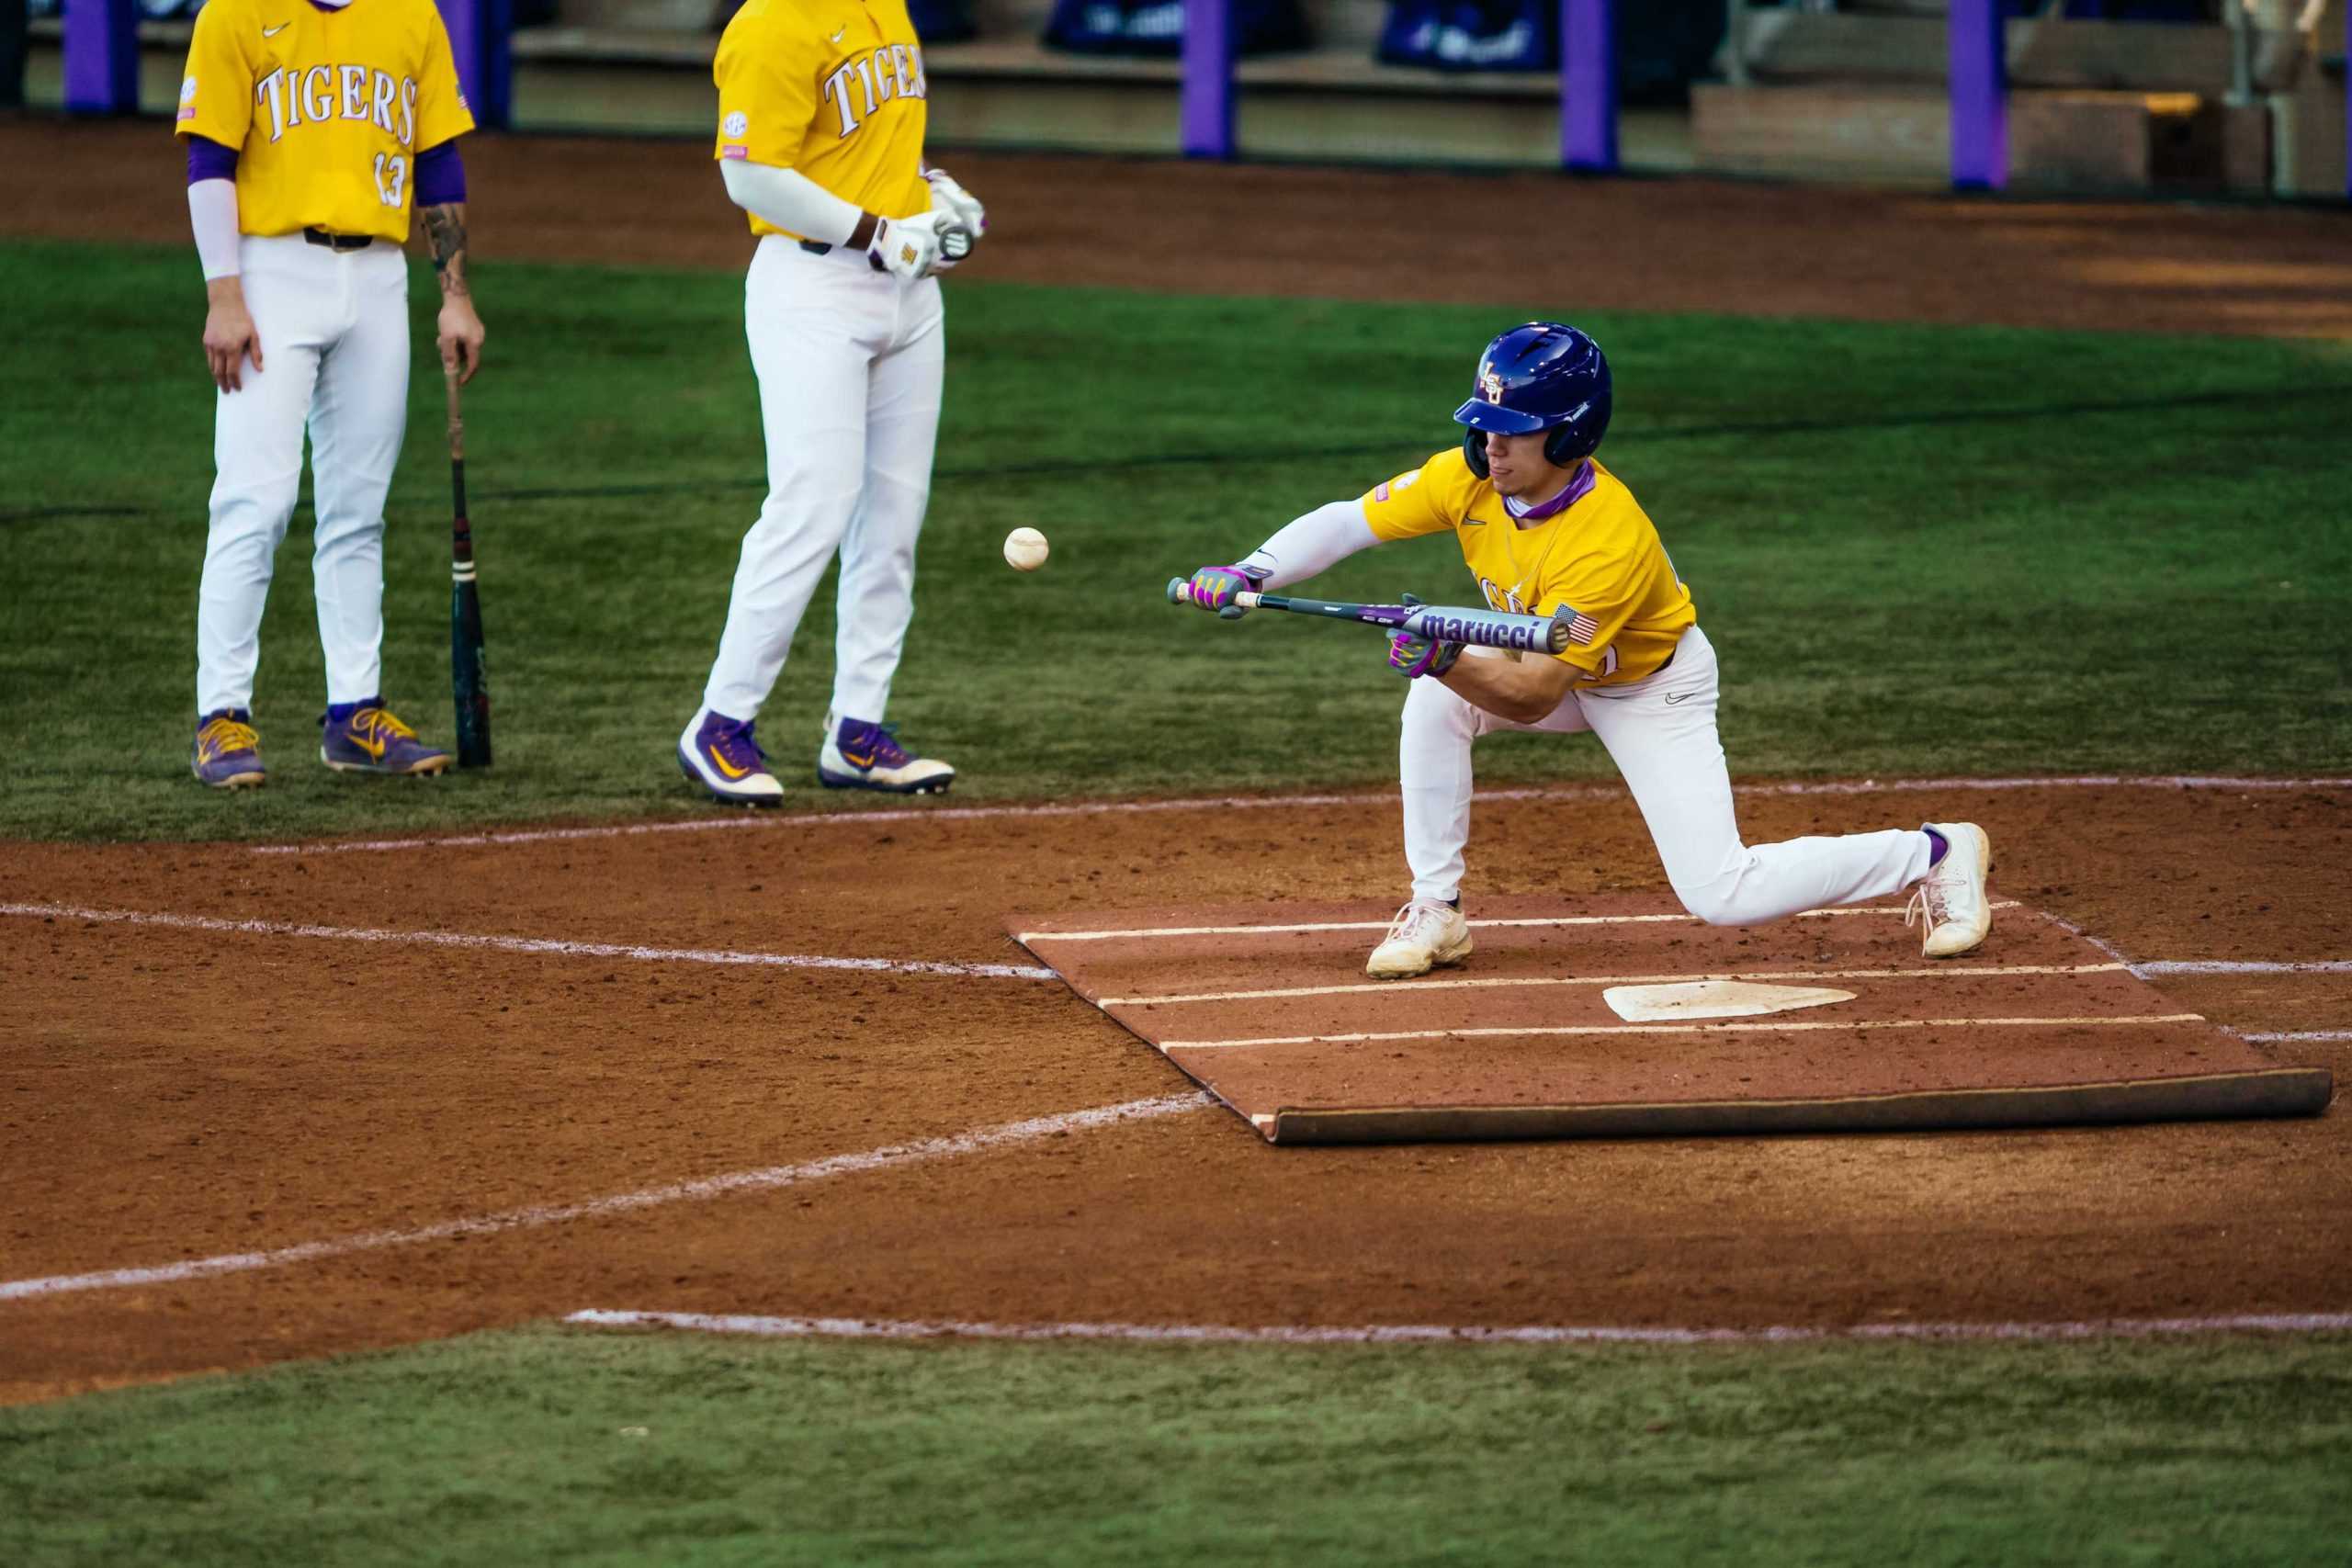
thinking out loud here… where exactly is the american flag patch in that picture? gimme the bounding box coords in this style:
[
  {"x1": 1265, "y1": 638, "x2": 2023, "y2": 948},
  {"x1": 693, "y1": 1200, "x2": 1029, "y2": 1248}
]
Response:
[
  {"x1": 176, "y1": 107, "x2": 197, "y2": 122},
  {"x1": 1372, "y1": 481, "x2": 1390, "y2": 502},
  {"x1": 1560, "y1": 608, "x2": 1600, "y2": 645},
  {"x1": 719, "y1": 144, "x2": 748, "y2": 159}
]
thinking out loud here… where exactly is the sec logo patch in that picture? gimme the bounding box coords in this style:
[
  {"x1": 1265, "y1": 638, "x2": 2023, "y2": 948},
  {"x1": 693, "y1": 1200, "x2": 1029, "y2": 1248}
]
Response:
[
  {"x1": 723, "y1": 111, "x2": 750, "y2": 137},
  {"x1": 180, "y1": 76, "x2": 198, "y2": 102}
]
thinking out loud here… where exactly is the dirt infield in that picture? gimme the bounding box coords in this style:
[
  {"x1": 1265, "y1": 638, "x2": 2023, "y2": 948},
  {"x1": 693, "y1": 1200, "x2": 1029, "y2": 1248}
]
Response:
[
  {"x1": 3, "y1": 116, "x2": 2349, "y2": 1404},
  {"x1": 3, "y1": 782, "x2": 2347, "y2": 1404}
]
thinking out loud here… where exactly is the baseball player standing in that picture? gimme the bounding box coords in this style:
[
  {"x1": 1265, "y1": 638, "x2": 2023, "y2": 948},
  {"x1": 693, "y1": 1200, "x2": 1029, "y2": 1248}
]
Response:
[
  {"x1": 179, "y1": 0, "x2": 485, "y2": 788},
  {"x1": 1182, "y1": 322, "x2": 1994, "y2": 977},
  {"x1": 674, "y1": 0, "x2": 984, "y2": 805}
]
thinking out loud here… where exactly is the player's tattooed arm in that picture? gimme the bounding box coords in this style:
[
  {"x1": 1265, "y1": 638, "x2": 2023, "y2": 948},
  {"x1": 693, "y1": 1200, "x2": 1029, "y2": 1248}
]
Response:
[
  {"x1": 423, "y1": 201, "x2": 487, "y2": 384},
  {"x1": 423, "y1": 202, "x2": 469, "y2": 297}
]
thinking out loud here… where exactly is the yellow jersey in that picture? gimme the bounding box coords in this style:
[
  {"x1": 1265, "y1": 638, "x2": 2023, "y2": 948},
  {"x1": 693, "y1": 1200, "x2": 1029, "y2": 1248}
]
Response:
[
  {"x1": 175, "y1": 0, "x2": 474, "y2": 243},
  {"x1": 1362, "y1": 449, "x2": 1696, "y2": 686},
  {"x1": 713, "y1": 0, "x2": 931, "y2": 240}
]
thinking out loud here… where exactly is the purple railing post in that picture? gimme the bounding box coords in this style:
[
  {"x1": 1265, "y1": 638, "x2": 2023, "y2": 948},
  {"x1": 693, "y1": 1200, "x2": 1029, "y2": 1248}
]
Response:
[
  {"x1": 62, "y1": 0, "x2": 139, "y2": 116},
  {"x1": 1560, "y1": 0, "x2": 1617, "y2": 173},
  {"x1": 1948, "y1": 0, "x2": 2007, "y2": 191},
  {"x1": 434, "y1": 0, "x2": 513, "y2": 130},
  {"x1": 1182, "y1": 0, "x2": 1234, "y2": 159}
]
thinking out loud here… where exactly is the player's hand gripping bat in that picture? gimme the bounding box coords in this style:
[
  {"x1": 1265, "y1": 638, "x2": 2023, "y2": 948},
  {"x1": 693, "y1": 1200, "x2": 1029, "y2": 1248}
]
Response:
[
  {"x1": 1165, "y1": 577, "x2": 1573, "y2": 656},
  {"x1": 446, "y1": 367, "x2": 492, "y2": 768}
]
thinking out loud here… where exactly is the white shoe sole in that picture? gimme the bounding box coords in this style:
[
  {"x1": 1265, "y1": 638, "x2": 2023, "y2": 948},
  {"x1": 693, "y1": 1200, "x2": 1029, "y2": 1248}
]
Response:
[{"x1": 1366, "y1": 927, "x2": 1474, "y2": 979}]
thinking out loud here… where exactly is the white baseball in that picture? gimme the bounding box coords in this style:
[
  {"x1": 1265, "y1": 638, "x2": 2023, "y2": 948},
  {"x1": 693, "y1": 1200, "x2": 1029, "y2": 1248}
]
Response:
[{"x1": 1002, "y1": 526, "x2": 1050, "y2": 572}]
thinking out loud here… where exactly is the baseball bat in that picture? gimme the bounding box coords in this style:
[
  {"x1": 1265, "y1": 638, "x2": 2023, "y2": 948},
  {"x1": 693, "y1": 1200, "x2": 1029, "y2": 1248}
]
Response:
[
  {"x1": 1164, "y1": 577, "x2": 1573, "y2": 655},
  {"x1": 447, "y1": 367, "x2": 492, "y2": 768}
]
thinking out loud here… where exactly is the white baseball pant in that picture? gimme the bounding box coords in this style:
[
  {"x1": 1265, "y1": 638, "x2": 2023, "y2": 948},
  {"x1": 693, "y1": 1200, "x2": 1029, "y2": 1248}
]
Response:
[
  {"x1": 699, "y1": 236, "x2": 944, "y2": 726},
  {"x1": 1400, "y1": 626, "x2": 1934, "y2": 919},
  {"x1": 195, "y1": 233, "x2": 411, "y2": 716}
]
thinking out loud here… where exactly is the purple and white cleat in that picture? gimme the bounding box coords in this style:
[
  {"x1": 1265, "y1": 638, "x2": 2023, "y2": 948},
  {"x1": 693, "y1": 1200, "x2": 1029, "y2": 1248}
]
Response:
[
  {"x1": 678, "y1": 709, "x2": 784, "y2": 807},
  {"x1": 817, "y1": 713, "x2": 955, "y2": 795},
  {"x1": 319, "y1": 702, "x2": 451, "y2": 776},
  {"x1": 192, "y1": 709, "x2": 266, "y2": 789}
]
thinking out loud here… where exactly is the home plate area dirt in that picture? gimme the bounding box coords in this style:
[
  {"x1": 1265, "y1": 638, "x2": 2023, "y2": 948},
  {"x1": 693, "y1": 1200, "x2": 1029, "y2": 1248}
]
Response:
[{"x1": 1012, "y1": 897, "x2": 2335, "y2": 1145}]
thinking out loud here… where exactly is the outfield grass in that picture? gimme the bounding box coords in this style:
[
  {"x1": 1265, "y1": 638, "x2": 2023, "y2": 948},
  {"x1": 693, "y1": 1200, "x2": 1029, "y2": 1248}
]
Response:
[
  {"x1": 4, "y1": 1325, "x2": 2349, "y2": 1565},
  {"x1": 3, "y1": 239, "x2": 2347, "y2": 842}
]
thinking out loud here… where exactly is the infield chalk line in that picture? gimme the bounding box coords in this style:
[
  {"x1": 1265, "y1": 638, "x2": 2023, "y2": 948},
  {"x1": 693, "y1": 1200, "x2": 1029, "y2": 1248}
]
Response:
[
  {"x1": 2241, "y1": 1030, "x2": 2352, "y2": 1043},
  {"x1": 1102, "y1": 963, "x2": 2129, "y2": 1008},
  {"x1": 568, "y1": 1307, "x2": 2352, "y2": 1346},
  {"x1": 0, "y1": 901, "x2": 1057, "y2": 982},
  {"x1": 1102, "y1": 957, "x2": 2352, "y2": 1007},
  {"x1": 0, "y1": 1093, "x2": 1211, "y2": 1304},
  {"x1": 252, "y1": 774, "x2": 2352, "y2": 857},
  {"x1": 1159, "y1": 1014, "x2": 2209, "y2": 1051},
  {"x1": 1020, "y1": 902, "x2": 2025, "y2": 943}
]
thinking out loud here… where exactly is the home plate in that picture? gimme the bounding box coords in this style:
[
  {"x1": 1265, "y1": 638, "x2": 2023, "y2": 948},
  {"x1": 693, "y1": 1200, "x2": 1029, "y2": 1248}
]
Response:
[{"x1": 1603, "y1": 981, "x2": 1857, "y2": 1022}]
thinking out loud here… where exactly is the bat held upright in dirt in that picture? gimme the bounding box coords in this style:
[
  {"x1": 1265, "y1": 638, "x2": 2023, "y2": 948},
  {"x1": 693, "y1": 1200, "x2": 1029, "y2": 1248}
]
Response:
[
  {"x1": 447, "y1": 367, "x2": 492, "y2": 768},
  {"x1": 1164, "y1": 577, "x2": 1573, "y2": 655}
]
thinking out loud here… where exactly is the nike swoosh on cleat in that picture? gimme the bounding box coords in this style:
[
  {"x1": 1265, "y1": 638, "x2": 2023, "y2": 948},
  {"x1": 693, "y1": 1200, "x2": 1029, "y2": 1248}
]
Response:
[{"x1": 708, "y1": 749, "x2": 752, "y2": 781}]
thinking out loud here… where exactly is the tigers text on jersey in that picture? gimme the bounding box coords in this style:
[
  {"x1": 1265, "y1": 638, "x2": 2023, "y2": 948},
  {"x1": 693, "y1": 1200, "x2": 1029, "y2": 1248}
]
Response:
[
  {"x1": 1362, "y1": 449, "x2": 1695, "y2": 686},
  {"x1": 712, "y1": 0, "x2": 931, "y2": 238},
  {"x1": 175, "y1": 0, "x2": 472, "y2": 243}
]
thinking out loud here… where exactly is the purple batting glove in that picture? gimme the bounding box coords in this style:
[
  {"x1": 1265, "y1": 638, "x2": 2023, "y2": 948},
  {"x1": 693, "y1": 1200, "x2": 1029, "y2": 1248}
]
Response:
[
  {"x1": 1387, "y1": 628, "x2": 1464, "y2": 679},
  {"x1": 1186, "y1": 563, "x2": 1268, "y2": 619}
]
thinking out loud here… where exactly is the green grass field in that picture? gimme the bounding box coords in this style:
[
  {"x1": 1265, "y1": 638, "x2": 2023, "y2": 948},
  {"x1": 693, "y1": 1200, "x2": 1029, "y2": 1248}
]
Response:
[
  {"x1": 3, "y1": 238, "x2": 2348, "y2": 841},
  {"x1": 5, "y1": 1326, "x2": 2350, "y2": 1566},
  {"x1": 7, "y1": 236, "x2": 2352, "y2": 1562}
]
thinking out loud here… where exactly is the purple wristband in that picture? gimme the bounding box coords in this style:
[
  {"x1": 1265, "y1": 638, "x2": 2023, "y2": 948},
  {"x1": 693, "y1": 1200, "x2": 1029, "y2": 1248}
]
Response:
[
  {"x1": 414, "y1": 140, "x2": 467, "y2": 206},
  {"x1": 187, "y1": 135, "x2": 238, "y2": 186}
]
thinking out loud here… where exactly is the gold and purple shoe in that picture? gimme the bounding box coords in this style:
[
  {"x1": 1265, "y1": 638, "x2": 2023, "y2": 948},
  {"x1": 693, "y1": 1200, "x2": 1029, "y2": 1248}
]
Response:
[
  {"x1": 817, "y1": 713, "x2": 955, "y2": 795},
  {"x1": 192, "y1": 709, "x2": 266, "y2": 789},
  {"x1": 678, "y1": 709, "x2": 784, "y2": 807},
  {"x1": 319, "y1": 701, "x2": 451, "y2": 777}
]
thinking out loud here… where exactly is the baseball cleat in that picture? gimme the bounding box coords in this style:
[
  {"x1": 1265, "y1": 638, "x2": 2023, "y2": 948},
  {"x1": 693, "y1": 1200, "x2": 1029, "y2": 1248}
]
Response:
[
  {"x1": 192, "y1": 709, "x2": 266, "y2": 789},
  {"x1": 678, "y1": 710, "x2": 785, "y2": 807},
  {"x1": 1906, "y1": 821, "x2": 1993, "y2": 958},
  {"x1": 1366, "y1": 897, "x2": 1474, "y2": 979},
  {"x1": 319, "y1": 703, "x2": 451, "y2": 777},
  {"x1": 818, "y1": 714, "x2": 955, "y2": 795}
]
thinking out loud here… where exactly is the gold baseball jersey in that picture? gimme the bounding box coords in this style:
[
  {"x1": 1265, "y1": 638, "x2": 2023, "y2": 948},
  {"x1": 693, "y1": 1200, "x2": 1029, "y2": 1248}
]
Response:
[
  {"x1": 175, "y1": 0, "x2": 473, "y2": 243},
  {"x1": 712, "y1": 0, "x2": 931, "y2": 239},
  {"x1": 1363, "y1": 449, "x2": 1695, "y2": 685}
]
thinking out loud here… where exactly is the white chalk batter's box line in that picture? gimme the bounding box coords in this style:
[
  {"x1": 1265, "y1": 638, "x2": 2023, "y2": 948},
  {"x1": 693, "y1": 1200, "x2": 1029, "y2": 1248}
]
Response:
[
  {"x1": 1159, "y1": 1014, "x2": 2213, "y2": 1052},
  {"x1": 1020, "y1": 902, "x2": 2029, "y2": 943},
  {"x1": 0, "y1": 1093, "x2": 1214, "y2": 1304},
  {"x1": 251, "y1": 773, "x2": 2352, "y2": 857},
  {"x1": 568, "y1": 1308, "x2": 2352, "y2": 1348},
  {"x1": 1101, "y1": 960, "x2": 2352, "y2": 1008}
]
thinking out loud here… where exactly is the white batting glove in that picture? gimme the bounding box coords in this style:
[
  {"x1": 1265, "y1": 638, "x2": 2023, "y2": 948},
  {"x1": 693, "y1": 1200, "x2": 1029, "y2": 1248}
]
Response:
[
  {"x1": 923, "y1": 166, "x2": 988, "y2": 240},
  {"x1": 866, "y1": 209, "x2": 967, "y2": 283}
]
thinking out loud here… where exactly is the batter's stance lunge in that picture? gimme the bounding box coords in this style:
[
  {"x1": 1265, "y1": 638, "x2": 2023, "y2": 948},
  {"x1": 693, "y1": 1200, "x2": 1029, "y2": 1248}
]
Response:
[
  {"x1": 1182, "y1": 323, "x2": 1993, "y2": 978},
  {"x1": 180, "y1": 0, "x2": 486, "y2": 787},
  {"x1": 675, "y1": 0, "x2": 984, "y2": 804}
]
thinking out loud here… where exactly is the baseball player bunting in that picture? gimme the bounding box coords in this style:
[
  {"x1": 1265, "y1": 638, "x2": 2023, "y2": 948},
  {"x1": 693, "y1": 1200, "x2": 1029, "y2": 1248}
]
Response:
[
  {"x1": 177, "y1": 0, "x2": 484, "y2": 789},
  {"x1": 679, "y1": 0, "x2": 982, "y2": 805},
  {"x1": 1182, "y1": 322, "x2": 1995, "y2": 979}
]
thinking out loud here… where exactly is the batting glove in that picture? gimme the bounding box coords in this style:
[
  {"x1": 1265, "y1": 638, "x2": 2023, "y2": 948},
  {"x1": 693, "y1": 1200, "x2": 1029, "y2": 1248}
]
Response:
[
  {"x1": 866, "y1": 210, "x2": 964, "y2": 283},
  {"x1": 923, "y1": 167, "x2": 987, "y2": 270},
  {"x1": 1386, "y1": 593, "x2": 1464, "y2": 678},
  {"x1": 1185, "y1": 563, "x2": 1268, "y2": 619}
]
